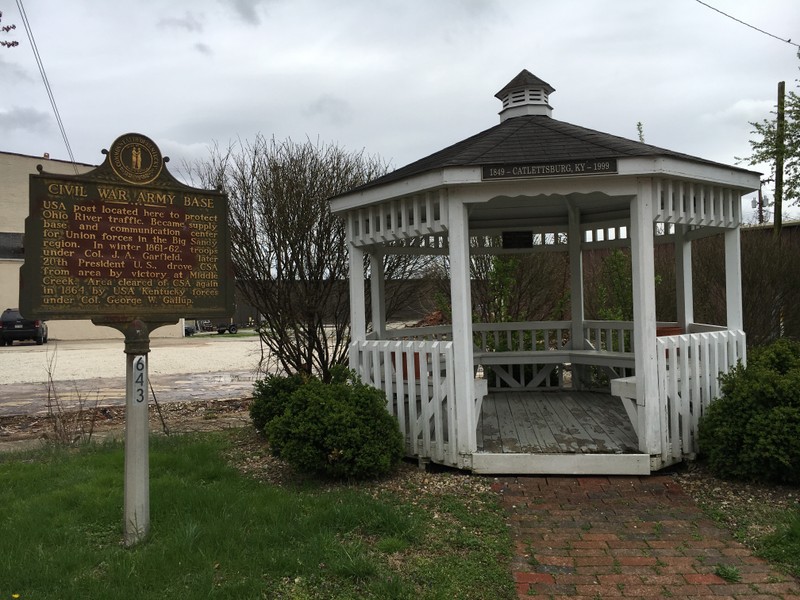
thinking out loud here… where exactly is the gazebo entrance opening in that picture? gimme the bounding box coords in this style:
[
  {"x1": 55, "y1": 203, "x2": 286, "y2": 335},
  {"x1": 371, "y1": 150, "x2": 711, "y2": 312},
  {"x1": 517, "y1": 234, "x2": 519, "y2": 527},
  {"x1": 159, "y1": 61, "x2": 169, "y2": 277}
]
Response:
[{"x1": 330, "y1": 70, "x2": 759, "y2": 475}]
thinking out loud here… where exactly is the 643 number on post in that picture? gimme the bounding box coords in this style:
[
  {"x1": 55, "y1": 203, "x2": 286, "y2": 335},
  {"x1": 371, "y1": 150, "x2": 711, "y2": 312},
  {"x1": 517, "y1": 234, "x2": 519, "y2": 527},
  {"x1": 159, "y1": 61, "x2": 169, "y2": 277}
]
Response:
[{"x1": 133, "y1": 356, "x2": 147, "y2": 403}]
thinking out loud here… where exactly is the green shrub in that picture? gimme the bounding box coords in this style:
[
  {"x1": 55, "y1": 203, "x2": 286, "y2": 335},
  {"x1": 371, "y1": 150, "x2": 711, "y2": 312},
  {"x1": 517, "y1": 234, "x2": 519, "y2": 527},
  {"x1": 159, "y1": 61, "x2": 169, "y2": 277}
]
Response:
[
  {"x1": 249, "y1": 373, "x2": 308, "y2": 433},
  {"x1": 698, "y1": 338, "x2": 800, "y2": 484},
  {"x1": 266, "y1": 367, "x2": 404, "y2": 480}
]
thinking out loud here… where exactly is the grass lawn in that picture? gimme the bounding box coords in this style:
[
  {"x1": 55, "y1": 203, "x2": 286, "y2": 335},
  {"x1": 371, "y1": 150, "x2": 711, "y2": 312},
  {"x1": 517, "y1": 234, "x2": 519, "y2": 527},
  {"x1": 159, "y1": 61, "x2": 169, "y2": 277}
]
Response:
[{"x1": 0, "y1": 431, "x2": 514, "y2": 600}]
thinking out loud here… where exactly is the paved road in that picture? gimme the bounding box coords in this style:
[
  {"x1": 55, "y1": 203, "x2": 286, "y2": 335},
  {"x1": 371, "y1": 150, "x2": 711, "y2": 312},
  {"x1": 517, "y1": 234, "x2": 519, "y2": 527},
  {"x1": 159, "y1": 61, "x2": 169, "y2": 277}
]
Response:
[{"x1": 0, "y1": 335, "x2": 266, "y2": 417}]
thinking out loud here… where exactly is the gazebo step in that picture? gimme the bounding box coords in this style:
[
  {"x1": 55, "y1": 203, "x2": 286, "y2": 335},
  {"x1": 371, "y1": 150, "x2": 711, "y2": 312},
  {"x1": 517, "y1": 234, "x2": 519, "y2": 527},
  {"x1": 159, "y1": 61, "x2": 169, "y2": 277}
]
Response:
[{"x1": 470, "y1": 452, "x2": 650, "y2": 475}]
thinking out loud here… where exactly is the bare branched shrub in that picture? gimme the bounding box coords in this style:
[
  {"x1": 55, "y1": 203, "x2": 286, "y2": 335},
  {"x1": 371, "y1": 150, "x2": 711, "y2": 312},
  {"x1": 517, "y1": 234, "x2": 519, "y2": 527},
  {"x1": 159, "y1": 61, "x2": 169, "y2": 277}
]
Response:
[
  {"x1": 471, "y1": 252, "x2": 570, "y2": 323},
  {"x1": 189, "y1": 137, "x2": 430, "y2": 381},
  {"x1": 423, "y1": 246, "x2": 569, "y2": 325},
  {"x1": 44, "y1": 349, "x2": 99, "y2": 446}
]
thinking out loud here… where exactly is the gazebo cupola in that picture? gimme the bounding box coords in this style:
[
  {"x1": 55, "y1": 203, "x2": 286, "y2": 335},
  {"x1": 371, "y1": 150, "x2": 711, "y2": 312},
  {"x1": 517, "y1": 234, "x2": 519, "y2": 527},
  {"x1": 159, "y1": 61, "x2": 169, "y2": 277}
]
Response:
[{"x1": 496, "y1": 69, "x2": 555, "y2": 121}]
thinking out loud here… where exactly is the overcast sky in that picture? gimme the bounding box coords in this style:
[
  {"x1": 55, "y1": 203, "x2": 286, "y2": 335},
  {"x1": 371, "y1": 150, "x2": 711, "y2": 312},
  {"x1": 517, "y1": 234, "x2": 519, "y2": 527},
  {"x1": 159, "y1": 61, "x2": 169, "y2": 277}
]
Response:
[{"x1": 2, "y1": 0, "x2": 798, "y2": 219}]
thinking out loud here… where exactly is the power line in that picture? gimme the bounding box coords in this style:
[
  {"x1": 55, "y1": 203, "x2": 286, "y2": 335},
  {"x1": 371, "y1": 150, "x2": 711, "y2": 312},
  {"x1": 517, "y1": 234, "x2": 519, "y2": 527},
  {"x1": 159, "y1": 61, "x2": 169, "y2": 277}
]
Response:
[
  {"x1": 695, "y1": 0, "x2": 800, "y2": 50},
  {"x1": 15, "y1": 0, "x2": 78, "y2": 172}
]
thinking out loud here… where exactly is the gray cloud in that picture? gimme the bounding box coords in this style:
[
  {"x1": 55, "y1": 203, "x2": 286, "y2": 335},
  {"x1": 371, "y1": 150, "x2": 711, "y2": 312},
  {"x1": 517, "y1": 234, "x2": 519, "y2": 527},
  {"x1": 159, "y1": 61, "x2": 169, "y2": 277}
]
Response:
[
  {"x1": 0, "y1": 107, "x2": 52, "y2": 133},
  {"x1": 0, "y1": 56, "x2": 32, "y2": 83},
  {"x1": 158, "y1": 11, "x2": 204, "y2": 32},
  {"x1": 220, "y1": 0, "x2": 269, "y2": 25},
  {"x1": 303, "y1": 95, "x2": 353, "y2": 127},
  {"x1": 195, "y1": 42, "x2": 212, "y2": 55},
  {"x1": 2, "y1": 0, "x2": 798, "y2": 194}
]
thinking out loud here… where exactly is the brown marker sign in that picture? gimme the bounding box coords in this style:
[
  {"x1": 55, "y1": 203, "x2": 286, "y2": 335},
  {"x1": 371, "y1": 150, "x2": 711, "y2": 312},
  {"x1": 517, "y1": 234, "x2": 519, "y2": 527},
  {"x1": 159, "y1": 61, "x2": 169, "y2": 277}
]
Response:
[{"x1": 20, "y1": 133, "x2": 234, "y2": 320}]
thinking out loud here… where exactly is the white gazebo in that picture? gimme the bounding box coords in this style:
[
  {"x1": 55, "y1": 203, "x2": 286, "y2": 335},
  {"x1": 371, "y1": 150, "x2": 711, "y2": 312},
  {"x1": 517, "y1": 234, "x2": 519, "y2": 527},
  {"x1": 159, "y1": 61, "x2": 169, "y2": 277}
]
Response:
[{"x1": 329, "y1": 70, "x2": 760, "y2": 475}]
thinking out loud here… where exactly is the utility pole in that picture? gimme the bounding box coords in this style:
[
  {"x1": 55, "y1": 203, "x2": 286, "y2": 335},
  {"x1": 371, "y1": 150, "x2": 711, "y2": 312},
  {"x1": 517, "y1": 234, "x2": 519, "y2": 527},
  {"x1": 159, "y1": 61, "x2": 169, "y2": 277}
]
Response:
[{"x1": 774, "y1": 81, "x2": 785, "y2": 237}]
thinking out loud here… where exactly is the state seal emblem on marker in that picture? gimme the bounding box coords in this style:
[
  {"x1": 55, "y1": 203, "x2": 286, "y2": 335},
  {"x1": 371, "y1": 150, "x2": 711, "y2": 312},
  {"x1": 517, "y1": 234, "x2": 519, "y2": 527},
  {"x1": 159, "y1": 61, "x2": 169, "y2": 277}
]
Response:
[{"x1": 108, "y1": 133, "x2": 164, "y2": 185}]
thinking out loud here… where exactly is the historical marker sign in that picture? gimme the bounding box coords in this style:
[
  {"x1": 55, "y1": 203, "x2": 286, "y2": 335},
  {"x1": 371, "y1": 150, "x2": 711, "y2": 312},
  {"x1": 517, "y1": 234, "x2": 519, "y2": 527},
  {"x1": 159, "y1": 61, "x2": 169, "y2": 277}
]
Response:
[
  {"x1": 19, "y1": 133, "x2": 234, "y2": 546},
  {"x1": 20, "y1": 133, "x2": 234, "y2": 320}
]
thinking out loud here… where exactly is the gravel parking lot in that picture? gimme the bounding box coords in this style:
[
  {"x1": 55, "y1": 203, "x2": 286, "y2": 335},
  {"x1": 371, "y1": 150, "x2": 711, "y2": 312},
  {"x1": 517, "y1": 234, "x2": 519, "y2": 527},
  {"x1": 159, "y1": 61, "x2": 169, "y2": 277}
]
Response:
[
  {"x1": 0, "y1": 334, "x2": 266, "y2": 385},
  {"x1": 0, "y1": 334, "x2": 269, "y2": 418}
]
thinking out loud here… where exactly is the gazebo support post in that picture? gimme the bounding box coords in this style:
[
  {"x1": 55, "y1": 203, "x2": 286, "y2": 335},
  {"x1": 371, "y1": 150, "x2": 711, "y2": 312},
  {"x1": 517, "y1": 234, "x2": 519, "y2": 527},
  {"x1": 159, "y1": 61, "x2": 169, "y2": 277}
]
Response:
[
  {"x1": 348, "y1": 238, "x2": 367, "y2": 371},
  {"x1": 675, "y1": 225, "x2": 694, "y2": 330},
  {"x1": 369, "y1": 251, "x2": 387, "y2": 338},
  {"x1": 724, "y1": 227, "x2": 743, "y2": 331},
  {"x1": 567, "y1": 203, "x2": 585, "y2": 389},
  {"x1": 448, "y1": 199, "x2": 477, "y2": 463},
  {"x1": 630, "y1": 182, "x2": 660, "y2": 457}
]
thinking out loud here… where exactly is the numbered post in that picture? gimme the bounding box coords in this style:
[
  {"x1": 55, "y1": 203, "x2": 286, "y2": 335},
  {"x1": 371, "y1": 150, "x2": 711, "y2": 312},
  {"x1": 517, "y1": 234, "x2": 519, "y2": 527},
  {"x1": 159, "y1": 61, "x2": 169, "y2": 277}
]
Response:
[{"x1": 124, "y1": 353, "x2": 150, "y2": 546}]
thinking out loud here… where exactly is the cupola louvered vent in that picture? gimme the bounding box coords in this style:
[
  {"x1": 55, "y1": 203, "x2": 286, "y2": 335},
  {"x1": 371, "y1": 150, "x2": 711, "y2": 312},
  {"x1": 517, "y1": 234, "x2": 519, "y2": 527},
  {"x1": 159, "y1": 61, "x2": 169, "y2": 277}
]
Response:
[{"x1": 495, "y1": 70, "x2": 555, "y2": 121}]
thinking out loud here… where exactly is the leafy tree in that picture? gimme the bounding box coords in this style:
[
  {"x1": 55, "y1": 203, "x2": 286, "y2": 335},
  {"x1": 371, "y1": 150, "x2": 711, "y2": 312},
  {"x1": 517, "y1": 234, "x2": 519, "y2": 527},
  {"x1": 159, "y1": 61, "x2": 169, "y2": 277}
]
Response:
[
  {"x1": 423, "y1": 242, "x2": 569, "y2": 326},
  {"x1": 483, "y1": 255, "x2": 520, "y2": 323},
  {"x1": 739, "y1": 74, "x2": 800, "y2": 221},
  {"x1": 636, "y1": 121, "x2": 645, "y2": 143},
  {"x1": 1, "y1": 11, "x2": 19, "y2": 48},
  {"x1": 585, "y1": 249, "x2": 634, "y2": 322},
  {"x1": 191, "y1": 136, "x2": 425, "y2": 381}
]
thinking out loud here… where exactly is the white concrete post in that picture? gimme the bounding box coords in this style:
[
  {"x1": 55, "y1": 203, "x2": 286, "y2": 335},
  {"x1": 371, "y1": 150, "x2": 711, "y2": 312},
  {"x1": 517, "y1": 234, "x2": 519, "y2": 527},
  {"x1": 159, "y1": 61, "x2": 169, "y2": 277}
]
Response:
[
  {"x1": 567, "y1": 203, "x2": 585, "y2": 388},
  {"x1": 369, "y1": 251, "x2": 386, "y2": 339},
  {"x1": 447, "y1": 198, "x2": 476, "y2": 459},
  {"x1": 124, "y1": 353, "x2": 149, "y2": 546},
  {"x1": 724, "y1": 226, "x2": 744, "y2": 331},
  {"x1": 630, "y1": 181, "x2": 660, "y2": 456},
  {"x1": 674, "y1": 225, "x2": 694, "y2": 329}
]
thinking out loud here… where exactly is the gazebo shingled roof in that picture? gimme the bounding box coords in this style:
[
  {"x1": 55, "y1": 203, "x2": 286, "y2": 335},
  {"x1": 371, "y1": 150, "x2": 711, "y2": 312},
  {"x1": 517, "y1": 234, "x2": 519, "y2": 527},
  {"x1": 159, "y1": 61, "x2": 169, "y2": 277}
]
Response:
[{"x1": 345, "y1": 115, "x2": 752, "y2": 195}]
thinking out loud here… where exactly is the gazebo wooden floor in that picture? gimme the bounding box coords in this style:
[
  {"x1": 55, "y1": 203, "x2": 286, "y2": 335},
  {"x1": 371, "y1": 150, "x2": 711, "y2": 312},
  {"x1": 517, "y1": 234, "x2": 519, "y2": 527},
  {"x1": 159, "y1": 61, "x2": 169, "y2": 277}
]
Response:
[{"x1": 477, "y1": 390, "x2": 639, "y2": 455}]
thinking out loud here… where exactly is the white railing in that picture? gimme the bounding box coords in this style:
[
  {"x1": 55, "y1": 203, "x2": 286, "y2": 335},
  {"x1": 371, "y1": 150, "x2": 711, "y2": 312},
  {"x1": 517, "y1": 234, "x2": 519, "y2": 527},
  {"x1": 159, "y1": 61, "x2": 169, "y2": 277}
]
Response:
[
  {"x1": 384, "y1": 325, "x2": 452, "y2": 341},
  {"x1": 347, "y1": 190, "x2": 449, "y2": 247},
  {"x1": 472, "y1": 321, "x2": 572, "y2": 390},
  {"x1": 686, "y1": 322, "x2": 728, "y2": 333},
  {"x1": 655, "y1": 330, "x2": 746, "y2": 466},
  {"x1": 352, "y1": 339, "x2": 459, "y2": 467},
  {"x1": 358, "y1": 321, "x2": 746, "y2": 470},
  {"x1": 473, "y1": 321, "x2": 571, "y2": 353},
  {"x1": 387, "y1": 320, "x2": 637, "y2": 354},
  {"x1": 583, "y1": 320, "x2": 634, "y2": 353},
  {"x1": 654, "y1": 178, "x2": 741, "y2": 228},
  {"x1": 385, "y1": 320, "x2": 637, "y2": 390}
]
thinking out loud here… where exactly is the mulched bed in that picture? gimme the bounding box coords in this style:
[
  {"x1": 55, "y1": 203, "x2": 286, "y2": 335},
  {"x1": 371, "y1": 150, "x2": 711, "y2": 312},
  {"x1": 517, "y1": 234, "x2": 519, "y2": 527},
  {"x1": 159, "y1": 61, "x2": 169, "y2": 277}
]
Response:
[{"x1": 0, "y1": 398, "x2": 252, "y2": 445}]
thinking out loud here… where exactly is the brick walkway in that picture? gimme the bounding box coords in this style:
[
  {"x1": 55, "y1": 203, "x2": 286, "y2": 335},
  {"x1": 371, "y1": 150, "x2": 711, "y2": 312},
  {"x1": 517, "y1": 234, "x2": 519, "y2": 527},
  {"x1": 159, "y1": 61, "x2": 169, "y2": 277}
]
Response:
[{"x1": 494, "y1": 475, "x2": 800, "y2": 599}]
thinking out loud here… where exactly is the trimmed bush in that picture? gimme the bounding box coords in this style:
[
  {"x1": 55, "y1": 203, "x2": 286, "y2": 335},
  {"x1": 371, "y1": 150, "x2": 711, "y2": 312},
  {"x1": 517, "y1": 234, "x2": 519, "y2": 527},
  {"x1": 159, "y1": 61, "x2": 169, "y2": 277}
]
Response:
[
  {"x1": 249, "y1": 373, "x2": 308, "y2": 433},
  {"x1": 698, "y1": 338, "x2": 800, "y2": 484},
  {"x1": 266, "y1": 366, "x2": 404, "y2": 480}
]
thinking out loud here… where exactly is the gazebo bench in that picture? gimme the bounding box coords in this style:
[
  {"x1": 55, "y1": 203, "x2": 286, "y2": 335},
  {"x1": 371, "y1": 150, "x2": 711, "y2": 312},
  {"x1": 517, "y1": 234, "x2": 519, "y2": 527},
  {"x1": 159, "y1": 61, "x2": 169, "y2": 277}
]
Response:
[
  {"x1": 473, "y1": 349, "x2": 634, "y2": 369},
  {"x1": 473, "y1": 349, "x2": 635, "y2": 390}
]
